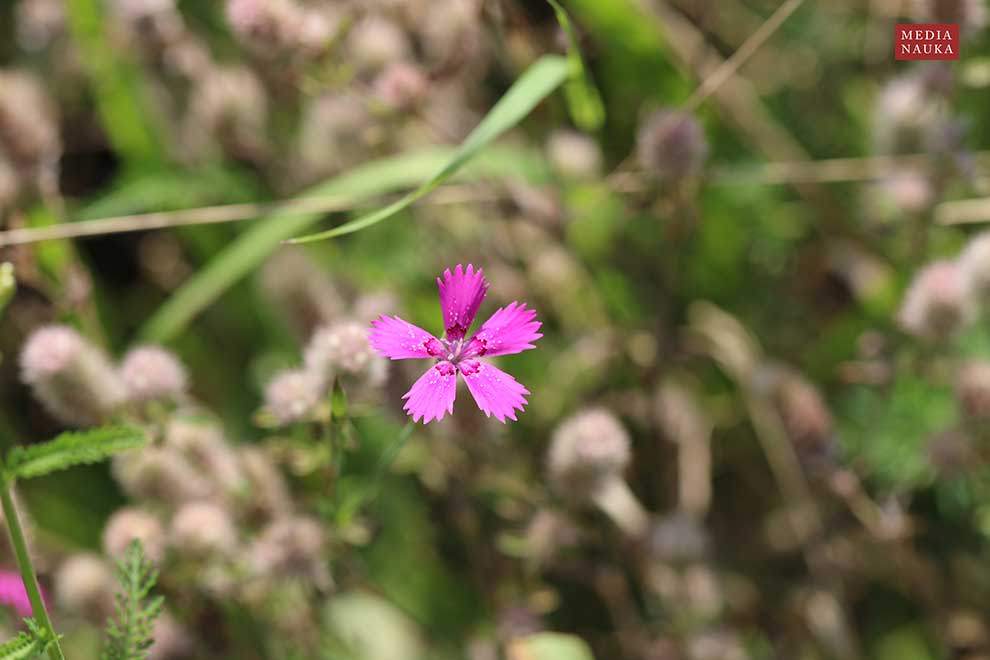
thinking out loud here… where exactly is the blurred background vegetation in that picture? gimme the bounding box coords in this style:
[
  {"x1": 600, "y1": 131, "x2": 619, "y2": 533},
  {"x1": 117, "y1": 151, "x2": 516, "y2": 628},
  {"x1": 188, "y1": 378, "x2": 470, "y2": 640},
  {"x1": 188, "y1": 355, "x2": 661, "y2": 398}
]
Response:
[{"x1": 3, "y1": 0, "x2": 990, "y2": 658}]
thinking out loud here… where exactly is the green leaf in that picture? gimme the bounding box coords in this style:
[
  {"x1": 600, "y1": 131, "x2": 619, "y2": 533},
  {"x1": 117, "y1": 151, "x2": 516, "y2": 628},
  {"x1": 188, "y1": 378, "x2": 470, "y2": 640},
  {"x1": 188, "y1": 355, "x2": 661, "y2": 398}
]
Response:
[
  {"x1": 547, "y1": 0, "x2": 606, "y2": 131},
  {"x1": 0, "y1": 630, "x2": 45, "y2": 660},
  {"x1": 138, "y1": 144, "x2": 551, "y2": 343},
  {"x1": 286, "y1": 54, "x2": 568, "y2": 245},
  {"x1": 102, "y1": 540, "x2": 163, "y2": 660},
  {"x1": 508, "y1": 633, "x2": 596, "y2": 660},
  {"x1": 6, "y1": 426, "x2": 148, "y2": 481},
  {"x1": 0, "y1": 263, "x2": 14, "y2": 319},
  {"x1": 65, "y1": 0, "x2": 163, "y2": 165}
]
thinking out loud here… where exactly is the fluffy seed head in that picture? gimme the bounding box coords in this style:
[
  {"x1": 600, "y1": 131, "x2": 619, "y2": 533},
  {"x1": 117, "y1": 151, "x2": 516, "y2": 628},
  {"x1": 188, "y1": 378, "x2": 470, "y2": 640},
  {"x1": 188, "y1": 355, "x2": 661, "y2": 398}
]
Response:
[
  {"x1": 346, "y1": 16, "x2": 411, "y2": 73},
  {"x1": 20, "y1": 325, "x2": 126, "y2": 426},
  {"x1": 958, "y1": 231, "x2": 990, "y2": 305},
  {"x1": 102, "y1": 508, "x2": 166, "y2": 563},
  {"x1": 0, "y1": 70, "x2": 61, "y2": 177},
  {"x1": 263, "y1": 368, "x2": 324, "y2": 426},
  {"x1": 956, "y1": 361, "x2": 990, "y2": 420},
  {"x1": 296, "y1": 94, "x2": 370, "y2": 181},
  {"x1": 225, "y1": 0, "x2": 302, "y2": 47},
  {"x1": 54, "y1": 554, "x2": 114, "y2": 620},
  {"x1": 165, "y1": 418, "x2": 245, "y2": 497},
  {"x1": 374, "y1": 62, "x2": 429, "y2": 110},
  {"x1": 170, "y1": 501, "x2": 238, "y2": 556},
  {"x1": 547, "y1": 408, "x2": 631, "y2": 494},
  {"x1": 251, "y1": 516, "x2": 329, "y2": 588},
  {"x1": 237, "y1": 447, "x2": 292, "y2": 519},
  {"x1": 113, "y1": 447, "x2": 214, "y2": 505},
  {"x1": 912, "y1": 0, "x2": 987, "y2": 34},
  {"x1": 637, "y1": 109, "x2": 708, "y2": 180},
  {"x1": 305, "y1": 321, "x2": 387, "y2": 392},
  {"x1": 148, "y1": 613, "x2": 193, "y2": 660},
  {"x1": 184, "y1": 65, "x2": 267, "y2": 160},
  {"x1": 546, "y1": 130, "x2": 602, "y2": 180},
  {"x1": 898, "y1": 260, "x2": 974, "y2": 340},
  {"x1": 119, "y1": 345, "x2": 188, "y2": 403}
]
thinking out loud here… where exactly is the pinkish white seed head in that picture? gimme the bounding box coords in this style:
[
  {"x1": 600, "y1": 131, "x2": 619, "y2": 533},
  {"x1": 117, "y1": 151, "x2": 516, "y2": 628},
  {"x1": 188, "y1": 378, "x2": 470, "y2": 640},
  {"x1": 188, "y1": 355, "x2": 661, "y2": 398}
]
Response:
[
  {"x1": 165, "y1": 418, "x2": 245, "y2": 497},
  {"x1": 169, "y1": 501, "x2": 238, "y2": 556},
  {"x1": 346, "y1": 16, "x2": 411, "y2": 72},
  {"x1": 263, "y1": 368, "x2": 324, "y2": 426},
  {"x1": 958, "y1": 231, "x2": 990, "y2": 305},
  {"x1": 113, "y1": 447, "x2": 214, "y2": 506},
  {"x1": 148, "y1": 612, "x2": 193, "y2": 660},
  {"x1": 898, "y1": 260, "x2": 975, "y2": 340},
  {"x1": 374, "y1": 62, "x2": 429, "y2": 110},
  {"x1": 956, "y1": 360, "x2": 990, "y2": 420},
  {"x1": 102, "y1": 508, "x2": 166, "y2": 564},
  {"x1": 250, "y1": 515, "x2": 329, "y2": 588},
  {"x1": 546, "y1": 130, "x2": 603, "y2": 180},
  {"x1": 54, "y1": 554, "x2": 115, "y2": 621},
  {"x1": 548, "y1": 408, "x2": 631, "y2": 494},
  {"x1": 20, "y1": 325, "x2": 126, "y2": 426},
  {"x1": 304, "y1": 321, "x2": 387, "y2": 389},
  {"x1": 119, "y1": 345, "x2": 188, "y2": 403},
  {"x1": 237, "y1": 447, "x2": 292, "y2": 519}
]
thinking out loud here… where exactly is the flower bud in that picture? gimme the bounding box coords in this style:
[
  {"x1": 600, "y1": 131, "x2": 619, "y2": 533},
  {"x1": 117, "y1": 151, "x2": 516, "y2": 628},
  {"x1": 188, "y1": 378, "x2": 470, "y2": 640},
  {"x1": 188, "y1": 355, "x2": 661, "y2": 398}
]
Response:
[
  {"x1": 958, "y1": 231, "x2": 990, "y2": 305},
  {"x1": 251, "y1": 516, "x2": 329, "y2": 588},
  {"x1": 897, "y1": 260, "x2": 974, "y2": 340},
  {"x1": 54, "y1": 554, "x2": 114, "y2": 621},
  {"x1": 547, "y1": 408, "x2": 631, "y2": 494},
  {"x1": 956, "y1": 360, "x2": 990, "y2": 420},
  {"x1": 262, "y1": 369, "x2": 324, "y2": 426},
  {"x1": 637, "y1": 109, "x2": 708, "y2": 181},
  {"x1": 19, "y1": 325, "x2": 126, "y2": 427},
  {"x1": 113, "y1": 447, "x2": 213, "y2": 505},
  {"x1": 546, "y1": 130, "x2": 602, "y2": 180},
  {"x1": 169, "y1": 501, "x2": 237, "y2": 557},
  {"x1": 304, "y1": 321, "x2": 387, "y2": 391},
  {"x1": 119, "y1": 345, "x2": 187, "y2": 403},
  {"x1": 103, "y1": 507, "x2": 166, "y2": 564}
]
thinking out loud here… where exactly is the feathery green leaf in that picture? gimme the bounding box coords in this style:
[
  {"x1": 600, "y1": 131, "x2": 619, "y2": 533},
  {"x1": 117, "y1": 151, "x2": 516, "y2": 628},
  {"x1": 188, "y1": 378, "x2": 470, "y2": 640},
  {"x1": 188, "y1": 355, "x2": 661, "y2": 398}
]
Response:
[
  {"x1": 0, "y1": 620, "x2": 49, "y2": 660},
  {"x1": 6, "y1": 426, "x2": 148, "y2": 481},
  {"x1": 102, "y1": 541, "x2": 164, "y2": 660}
]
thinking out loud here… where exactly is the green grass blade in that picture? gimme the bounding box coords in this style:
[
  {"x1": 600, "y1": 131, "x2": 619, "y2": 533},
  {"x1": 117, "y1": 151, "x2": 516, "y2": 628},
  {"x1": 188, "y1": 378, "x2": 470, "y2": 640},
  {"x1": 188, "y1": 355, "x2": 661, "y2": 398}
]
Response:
[
  {"x1": 138, "y1": 145, "x2": 550, "y2": 343},
  {"x1": 286, "y1": 54, "x2": 569, "y2": 245},
  {"x1": 547, "y1": 0, "x2": 606, "y2": 131},
  {"x1": 6, "y1": 426, "x2": 148, "y2": 481}
]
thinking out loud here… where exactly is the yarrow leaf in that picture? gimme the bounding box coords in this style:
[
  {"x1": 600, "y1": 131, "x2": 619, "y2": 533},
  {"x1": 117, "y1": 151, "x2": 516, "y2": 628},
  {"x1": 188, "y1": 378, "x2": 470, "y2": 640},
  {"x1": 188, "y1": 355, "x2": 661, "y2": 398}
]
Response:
[
  {"x1": 5, "y1": 426, "x2": 148, "y2": 481},
  {"x1": 0, "y1": 619, "x2": 50, "y2": 660},
  {"x1": 102, "y1": 540, "x2": 164, "y2": 660}
]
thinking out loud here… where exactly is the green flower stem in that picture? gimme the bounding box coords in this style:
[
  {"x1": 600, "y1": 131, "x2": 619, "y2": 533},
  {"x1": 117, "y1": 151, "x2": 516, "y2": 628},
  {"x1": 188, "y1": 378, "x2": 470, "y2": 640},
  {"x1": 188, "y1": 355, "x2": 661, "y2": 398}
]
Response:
[{"x1": 0, "y1": 479, "x2": 65, "y2": 660}]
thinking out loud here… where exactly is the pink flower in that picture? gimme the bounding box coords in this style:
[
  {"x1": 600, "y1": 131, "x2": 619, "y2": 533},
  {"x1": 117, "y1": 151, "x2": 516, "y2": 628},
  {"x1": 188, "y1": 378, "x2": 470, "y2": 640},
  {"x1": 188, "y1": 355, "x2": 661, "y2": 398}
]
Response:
[
  {"x1": 369, "y1": 265, "x2": 542, "y2": 424},
  {"x1": 0, "y1": 569, "x2": 34, "y2": 618}
]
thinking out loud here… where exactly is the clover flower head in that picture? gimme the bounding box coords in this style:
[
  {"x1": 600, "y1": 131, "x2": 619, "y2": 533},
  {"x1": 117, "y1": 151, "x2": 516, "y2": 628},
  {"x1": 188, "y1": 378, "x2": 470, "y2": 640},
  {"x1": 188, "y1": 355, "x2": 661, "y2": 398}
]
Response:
[{"x1": 369, "y1": 264, "x2": 542, "y2": 423}]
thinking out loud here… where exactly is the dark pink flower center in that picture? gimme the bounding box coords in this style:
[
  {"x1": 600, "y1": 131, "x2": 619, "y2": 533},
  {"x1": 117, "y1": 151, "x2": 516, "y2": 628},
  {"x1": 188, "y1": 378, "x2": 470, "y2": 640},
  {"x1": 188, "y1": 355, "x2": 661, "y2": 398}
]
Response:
[{"x1": 424, "y1": 336, "x2": 488, "y2": 372}]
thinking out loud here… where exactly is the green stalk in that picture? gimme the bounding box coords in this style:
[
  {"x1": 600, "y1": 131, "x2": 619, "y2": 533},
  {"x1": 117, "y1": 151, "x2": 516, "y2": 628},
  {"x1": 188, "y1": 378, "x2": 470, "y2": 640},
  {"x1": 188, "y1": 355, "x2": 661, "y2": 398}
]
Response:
[{"x1": 0, "y1": 479, "x2": 65, "y2": 660}]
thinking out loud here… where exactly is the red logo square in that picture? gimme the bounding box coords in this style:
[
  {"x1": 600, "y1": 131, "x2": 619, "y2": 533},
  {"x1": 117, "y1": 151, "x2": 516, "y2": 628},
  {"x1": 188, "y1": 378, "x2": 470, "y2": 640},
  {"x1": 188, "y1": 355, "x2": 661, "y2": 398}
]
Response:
[{"x1": 895, "y1": 24, "x2": 960, "y2": 60}]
